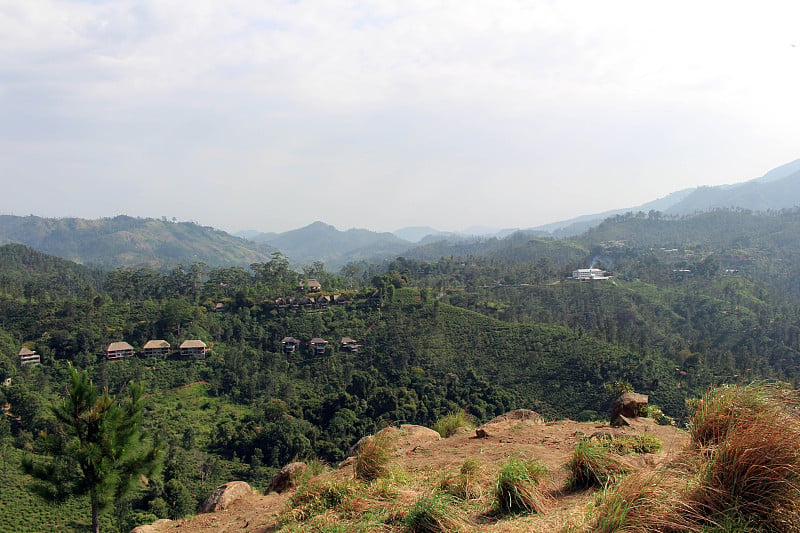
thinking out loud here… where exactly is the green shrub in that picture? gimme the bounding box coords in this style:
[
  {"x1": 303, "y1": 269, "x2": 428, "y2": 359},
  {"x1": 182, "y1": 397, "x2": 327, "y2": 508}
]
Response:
[
  {"x1": 494, "y1": 455, "x2": 550, "y2": 514},
  {"x1": 609, "y1": 434, "x2": 663, "y2": 455}
]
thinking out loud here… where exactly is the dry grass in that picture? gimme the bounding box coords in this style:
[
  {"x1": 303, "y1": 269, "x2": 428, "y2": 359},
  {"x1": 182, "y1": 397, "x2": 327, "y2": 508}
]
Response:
[
  {"x1": 439, "y1": 457, "x2": 485, "y2": 501},
  {"x1": 355, "y1": 431, "x2": 394, "y2": 482},
  {"x1": 690, "y1": 410, "x2": 800, "y2": 531},
  {"x1": 589, "y1": 384, "x2": 800, "y2": 532},
  {"x1": 592, "y1": 470, "x2": 699, "y2": 533}
]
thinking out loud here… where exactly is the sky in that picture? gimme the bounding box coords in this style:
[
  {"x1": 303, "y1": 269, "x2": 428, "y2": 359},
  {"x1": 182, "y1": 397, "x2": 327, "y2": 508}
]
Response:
[{"x1": 1, "y1": 1, "x2": 799, "y2": 234}]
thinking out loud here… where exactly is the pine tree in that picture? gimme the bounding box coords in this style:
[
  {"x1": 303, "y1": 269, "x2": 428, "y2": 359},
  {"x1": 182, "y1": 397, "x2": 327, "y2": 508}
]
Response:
[{"x1": 24, "y1": 364, "x2": 161, "y2": 533}]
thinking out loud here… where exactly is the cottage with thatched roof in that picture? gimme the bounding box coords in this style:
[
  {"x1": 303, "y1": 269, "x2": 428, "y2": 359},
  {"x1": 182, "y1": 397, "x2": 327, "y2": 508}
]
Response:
[
  {"x1": 282, "y1": 337, "x2": 300, "y2": 354},
  {"x1": 180, "y1": 340, "x2": 207, "y2": 359},
  {"x1": 106, "y1": 342, "x2": 135, "y2": 359},
  {"x1": 340, "y1": 337, "x2": 359, "y2": 353},
  {"x1": 143, "y1": 340, "x2": 171, "y2": 358},
  {"x1": 18, "y1": 348, "x2": 40, "y2": 366},
  {"x1": 310, "y1": 338, "x2": 328, "y2": 355}
]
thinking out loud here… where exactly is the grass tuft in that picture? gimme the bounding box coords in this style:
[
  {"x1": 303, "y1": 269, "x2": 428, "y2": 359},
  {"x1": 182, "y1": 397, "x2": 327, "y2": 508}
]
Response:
[
  {"x1": 432, "y1": 410, "x2": 476, "y2": 438},
  {"x1": 566, "y1": 441, "x2": 631, "y2": 490},
  {"x1": 439, "y1": 457, "x2": 484, "y2": 501},
  {"x1": 593, "y1": 471, "x2": 697, "y2": 533},
  {"x1": 403, "y1": 490, "x2": 466, "y2": 533},
  {"x1": 285, "y1": 477, "x2": 359, "y2": 523},
  {"x1": 494, "y1": 455, "x2": 550, "y2": 515},
  {"x1": 354, "y1": 431, "x2": 393, "y2": 483}
]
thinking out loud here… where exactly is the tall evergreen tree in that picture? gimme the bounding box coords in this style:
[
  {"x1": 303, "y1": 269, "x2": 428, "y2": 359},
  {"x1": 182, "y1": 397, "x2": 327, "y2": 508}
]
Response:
[{"x1": 24, "y1": 365, "x2": 161, "y2": 533}]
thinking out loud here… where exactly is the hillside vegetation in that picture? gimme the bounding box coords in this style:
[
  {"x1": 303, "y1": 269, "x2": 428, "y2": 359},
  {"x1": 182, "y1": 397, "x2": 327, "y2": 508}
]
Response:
[{"x1": 2, "y1": 208, "x2": 800, "y2": 530}]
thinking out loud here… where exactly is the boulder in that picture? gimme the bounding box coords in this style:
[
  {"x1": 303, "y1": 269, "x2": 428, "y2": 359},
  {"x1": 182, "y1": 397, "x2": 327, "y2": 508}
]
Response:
[
  {"x1": 610, "y1": 415, "x2": 631, "y2": 427},
  {"x1": 475, "y1": 428, "x2": 491, "y2": 439},
  {"x1": 487, "y1": 409, "x2": 545, "y2": 425},
  {"x1": 201, "y1": 481, "x2": 253, "y2": 513},
  {"x1": 130, "y1": 520, "x2": 172, "y2": 533},
  {"x1": 267, "y1": 461, "x2": 306, "y2": 493},
  {"x1": 611, "y1": 392, "x2": 649, "y2": 419}
]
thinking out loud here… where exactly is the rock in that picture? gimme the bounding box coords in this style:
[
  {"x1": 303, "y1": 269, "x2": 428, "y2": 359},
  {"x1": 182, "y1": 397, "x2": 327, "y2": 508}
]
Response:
[
  {"x1": 611, "y1": 414, "x2": 632, "y2": 427},
  {"x1": 375, "y1": 424, "x2": 441, "y2": 442},
  {"x1": 487, "y1": 409, "x2": 545, "y2": 425},
  {"x1": 475, "y1": 428, "x2": 491, "y2": 439},
  {"x1": 130, "y1": 520, "x2": 172, "y2": 533},
  {"x1": 201, "y1": 481, "x2": 253, "y2": 513},
  {"x1": 268, "y1": 461, "x2": 306, "y2": 493},
  {"x1": 611, "y1": 392, "x2": 649, "y2": 419}
]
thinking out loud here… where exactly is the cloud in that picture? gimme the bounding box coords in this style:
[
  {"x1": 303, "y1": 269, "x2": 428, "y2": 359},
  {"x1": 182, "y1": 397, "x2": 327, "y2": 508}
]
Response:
[{"x1": 2, "y1": 1, "x2": 800, "y2": 232}]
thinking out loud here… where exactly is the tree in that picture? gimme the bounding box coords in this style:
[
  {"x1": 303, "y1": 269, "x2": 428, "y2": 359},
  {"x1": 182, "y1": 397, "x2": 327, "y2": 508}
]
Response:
[{"x1": 24, "y1": 365, "x2": 161, "y2": 533}]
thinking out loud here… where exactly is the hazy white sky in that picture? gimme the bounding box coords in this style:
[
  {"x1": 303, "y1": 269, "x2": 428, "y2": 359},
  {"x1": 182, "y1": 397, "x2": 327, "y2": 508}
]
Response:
[{"x1": 1, "y1": 0, "x2": 799, "y2": 233}]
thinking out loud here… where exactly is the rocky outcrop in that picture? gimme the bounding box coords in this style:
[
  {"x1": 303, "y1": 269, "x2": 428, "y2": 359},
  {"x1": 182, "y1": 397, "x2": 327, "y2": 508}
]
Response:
[
  {"x1": 611, "y1": 392, "x2": 649, "y2": 420},
  {"x1": 201, "y1": 481, "x2": 253, "y2": 513},
  {"x1": 487, "y1": 409, "x2": 545, "y2": 425},
  {"x1": 268, "y1": 462, "x2": 306, "y2": 493}
]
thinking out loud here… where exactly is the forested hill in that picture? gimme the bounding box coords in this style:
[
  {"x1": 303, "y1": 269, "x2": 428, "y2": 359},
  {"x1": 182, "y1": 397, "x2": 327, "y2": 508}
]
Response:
[
  {"x1": 0, "y1": 215, "x2": 276, "y2": 269},
  {"x1": 0, "y1": 243, "x2": 104, "y2": 297},
  {"x1": 576, "y1": 208, "x2": 800, "y2": 297},
  {"x1": 402, "y1": 230, "x2": 589, "y2": 264}
]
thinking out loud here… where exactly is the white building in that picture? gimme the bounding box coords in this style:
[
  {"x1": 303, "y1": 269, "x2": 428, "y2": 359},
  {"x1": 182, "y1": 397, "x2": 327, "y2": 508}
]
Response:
[{"x1": 572, "y1": 268, "x2": 609, "y2": 280}]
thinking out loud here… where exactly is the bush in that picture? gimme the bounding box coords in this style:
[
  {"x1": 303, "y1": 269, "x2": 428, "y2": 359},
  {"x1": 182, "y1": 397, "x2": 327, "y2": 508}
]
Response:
[
  {"x1": 432, "y1": 410, "x2": 476, "y2": 438},
  {"x1": 566, "y1": 441, "x2": 630, "y2": 490},
  {"x1": 494, "y1": 455, "x2": 550, "y2": 514},
  {"x1": 403, "y1": 490, "x2": 466, "y2": 533}
]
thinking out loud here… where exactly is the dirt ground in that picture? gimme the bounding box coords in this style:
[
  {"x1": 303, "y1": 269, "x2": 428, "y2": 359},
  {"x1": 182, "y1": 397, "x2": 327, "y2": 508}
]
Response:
[{"x1": 144, "y1": 416, "x2": 689, "y2": 533}]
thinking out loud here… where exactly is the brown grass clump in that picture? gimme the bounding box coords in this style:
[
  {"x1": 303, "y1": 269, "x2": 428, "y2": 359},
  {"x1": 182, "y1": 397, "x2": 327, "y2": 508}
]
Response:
[
  {"x1": 691, "y1": 410, "x2": 800, "y2": 531},
  {"x1": 688, "y1": 384, "x2": 772, "y2": 447},
  {"x1": 593, "y1": 471, "x2": 698, "y2": 533},
  {"x1": 355, "y1": 431, "x2": 394, "y2": 482},
  {"x1": 591, "y1": 384, "x2": 800, "y2": 532}
]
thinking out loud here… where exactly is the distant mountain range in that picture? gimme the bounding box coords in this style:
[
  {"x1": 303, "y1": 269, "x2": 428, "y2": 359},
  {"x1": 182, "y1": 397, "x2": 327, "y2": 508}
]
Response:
[
  {"x1": 534, "y1": 159, "x2": 800, "y2": 237},
  {"x1": 3, "y1": 159, "x2": 799, "y2": 270}
]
